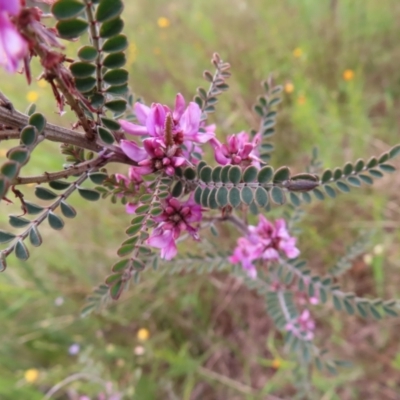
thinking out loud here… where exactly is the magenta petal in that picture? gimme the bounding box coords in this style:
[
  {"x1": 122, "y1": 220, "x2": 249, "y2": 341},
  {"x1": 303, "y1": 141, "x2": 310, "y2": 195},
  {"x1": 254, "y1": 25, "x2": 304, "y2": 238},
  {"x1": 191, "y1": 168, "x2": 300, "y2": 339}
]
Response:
[
  {"x1": 173, "y1": 93, "x2": 186, "y2": 121},
  {"x1": 120, "y1": 140, "x2": 148, "y2": 162},
  {"x1": 179, "y1": 102, "x2": 201, "y2": 136},
  {"x1": 134, "y1": 102, "x2": 150, "y2": 125},
  {"x1": 214, "y1": 148, "x2": 229, "y2": 165},
  {"x1": 0, "y1": 0, "x2": 20, "y2": 15},
  {"x1": 147, "y1": 104, "x2": 166, "y2": 137},
  {"x1": 172, "y1": 156, "x2": 186, "y2": 167},
  {"x1": 119, "y1": 120, "x2": 148, "y2": 136}
]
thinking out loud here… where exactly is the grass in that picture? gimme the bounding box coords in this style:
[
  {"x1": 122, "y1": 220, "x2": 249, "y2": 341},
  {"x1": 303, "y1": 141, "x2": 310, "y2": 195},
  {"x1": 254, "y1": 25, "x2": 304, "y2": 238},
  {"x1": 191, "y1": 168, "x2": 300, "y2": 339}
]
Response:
[{"x1": 1, "y1": 0, "x2": 400, "y2": 398}]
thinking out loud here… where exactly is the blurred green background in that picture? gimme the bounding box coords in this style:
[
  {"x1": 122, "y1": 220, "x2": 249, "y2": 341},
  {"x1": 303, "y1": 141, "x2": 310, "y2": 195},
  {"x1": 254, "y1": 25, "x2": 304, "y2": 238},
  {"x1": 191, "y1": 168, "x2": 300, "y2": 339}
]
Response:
[{"x1": 1, "y1": 0, "x2": 400, "y2": 398}]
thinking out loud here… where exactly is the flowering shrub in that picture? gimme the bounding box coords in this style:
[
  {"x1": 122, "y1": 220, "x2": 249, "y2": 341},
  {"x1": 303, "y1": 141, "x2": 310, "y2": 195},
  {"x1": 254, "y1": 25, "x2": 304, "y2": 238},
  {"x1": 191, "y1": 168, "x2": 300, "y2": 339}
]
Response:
[{"x1": 0, "y1": 0, "x2": 400, "y2": 396}]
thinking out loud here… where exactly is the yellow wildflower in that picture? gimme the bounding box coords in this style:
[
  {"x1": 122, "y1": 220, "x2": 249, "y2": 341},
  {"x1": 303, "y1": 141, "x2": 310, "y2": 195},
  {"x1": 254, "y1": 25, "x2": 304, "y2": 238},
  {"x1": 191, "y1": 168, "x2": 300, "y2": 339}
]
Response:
[
  {"x1": 137, "y1": 328, "x2": 150, "y2": 342},
  {"x1": 24, "y1": 369, "x2": 39, "y2": 383},
  {"x1": 343, "y1": 69, "x2": 355, "y2": 81},
  {"x1": 26, "y1": 91, "x2": 39, "y2": 103},
  {"x1": 272, "y1": 358, "x2": 281, "y2": 369},
  {"x1": 0, "y1": 149, "x2": 7, "y2": 157},
  {"x1": 284, "y1": 82, "x2": 294, "y2": 94},
  {"x1": 297, "y1": 94, "x2": 306, "y2": 105},
  {"x1": 293, "y1": 47, "x2": 303, "y2": 58},
  {"x1": 157, "y1": 17, "x2": 170, "y2": 28}
]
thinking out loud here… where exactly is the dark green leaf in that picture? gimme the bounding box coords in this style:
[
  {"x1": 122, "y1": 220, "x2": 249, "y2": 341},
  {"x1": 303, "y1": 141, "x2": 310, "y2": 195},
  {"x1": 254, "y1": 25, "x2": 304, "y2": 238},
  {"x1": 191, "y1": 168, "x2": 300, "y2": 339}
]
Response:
[
  {"x1": 0, "y1": 230, "x2": 16, "y2": 243},
  {"x1": 105, "y1": 99, "x2": 127, "y2": 113},
  {"x1": 358, "y1": 174, "x2": 373, "y2": 185},
  {"x1": 98, "y1": 126, "x2": 115, "y2": 144},
  {"x1": 255, "y1": 187, "x2": 268, "y2": 207},
  {"x1": 7, "y1": 148, "x2": 29, "y2": 165},
  {"x1": 25, "y1": 201, "x2": 44, "y2": 214},
  {"x1": 336, "y1": 181, "x2": 350, "y2": 192},
  {"x1": 220, "y1": 165, "x2": 231, "y2": 183},
  {"x1": 257, "y1": 166, "x2": 274, "y2": 183},
  {"x1": 243, "y1": 166, "x2": 258, "y2": 183},
  {"x1": 333, "y1": 168, "x2": 342, "y2": 180},
  {"x1": 100, "y1": 17, "x2": 124, "y2": 38},
  {"x1": 49, "y1": 180, "x2": 71, "y2": 190},
  {"x1": 101, "y1": 117, "x2": 120, "y2": 130},
  {"x1": 200, "y1": 166, "x2": 212, "y2": 183},
  {"x1": 52, "y1": 0, "x2": 85, "y2": 20},
  {"x1": 354, "y1": 159, "x2": 365, "y2": 172},
  {"x1": 271, "y1": 186, "x2": 285, "y2": 204},
  {"x1": 366, "y1": 156, "x2": 378, "y2": 168},
  {"x1": 103, "y1": 52, "x2": 126, "y2": 69},
  {"x1": 240, "y1": 186, "x2": 253, "y2": 205},
  {"x1": 103, "y1": 68, "x2": 128, "y2": 86},
  {"x1": 9, "y1": 215, "x2": 30, "y2": 228},
  {"x1": 1, "y1": 161, "x2": 18, "y2": 179},
  {"x1": 216, "y1": 187, "x2": 228, "y2": 207},
  {"x1": 102, "y1": 34, "x2": 128, "y2": 53},
  {"x1": 379, "y1": 163, "x2": 396, "y2": 173},
  {"x1": 35, "y1": 186, "x2": 58, "y2": 200},
  {"x1": 171, "y1": 181, "x2": 184, "y2": 197},
  {"x1": 78, "y1": 46, "x2": 98, "y2": 62},
  {"x1": 29, "y1": 226, "x2": 42, "y2": 247},
  {"x1": 48, "y1": 212, "x2": 64, "y2": 230},
  {"x1": 60, "y1": 201, "x2": 77, "y2": 218},
  {"x1": 369, "y1": 169, "x2": 383, "y2": 178},
  {"x1": 200, "y1": 187, "x2": 210, "y2": 207},
  {"x1": 228, "y1": 165, "x2": 242, "y2": 184},
  {"x1": 273, "y1": 166, "x2": 290, "y2": 183},
  {"x1": 75, "y1": 76, "x2": 96, "y2": 93},
  {"x1": 117, "y1": 244, "x2": 134, "y2": 257},
  {"x1": 26, "y1": 103, "x2": 36, "y2": 116},
  {"x1": 112, "y1": 259, "x2": 130, "y2": 272},
  {"x1": 20, "y1": 125, "x2": 37, "y2": 146},
  {"x1": 347, "y1": 176, "x2": 361, "y2": 186},
  {"x1": 313, "y1": 188, "x2": 324, "y2": 200},
  {"x1": 105, "y1": 272, "x2": 123, "y2": 285},
  {"x1": 324, "y1": 185, "x2": 336, "y2": 198},
  {"x1": 96, "y1": 0, "x2": 123, "y2": 22},
  {"x1": 343, "y1": 162, "x2": 353, "y2": 175},
  {"x1": 183, "y1": 167, "x2": 196, "y2": 180},
  {"x1": 208, "y1": 188, "x2": 219, "y2": 209},
  {"x1": 0, "y1": 178, "x2": 7, "y2": 198},
  {"x1": 194, "y1": 186, "x2": 202, "y2": 204},
  {"x1": 211, "y1": 166, "x2": 222, "y2": 182},
  {"x1": 70, "y1": 62, "x2": 96, "y2": 78},
  {"x1": 109, "y1": 280, "x2": 124, "y2": 300},
  {"x1": 389, "y1": 144, "x2": 400, "y2": 159},
  {"x1": 229, "y1": 187, "x2": 241, "y2": 208},
  {"x1": 89, "y1": 172, "x2": 108, "y2": 184},
  {"x1": 56, "y1": 18, "x2": 88, "y2": 39},
  {"x1": 78, "y1": 188, "x2": 100, "y2": 201},
  {"x1": 15, "y1": 240, "x2": 29, "y2": 260},
  {"x1": 321, "y1": 169, "x2": 332, "y2": 183}
]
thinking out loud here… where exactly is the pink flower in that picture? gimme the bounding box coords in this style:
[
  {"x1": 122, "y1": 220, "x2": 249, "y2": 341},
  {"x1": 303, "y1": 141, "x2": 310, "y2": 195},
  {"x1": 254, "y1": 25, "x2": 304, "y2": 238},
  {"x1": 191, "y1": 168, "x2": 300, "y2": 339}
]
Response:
[
  {"x1": 147, "y1": 195, "x2": 203, "y2": 260},
  {"x1": 210, "y1": 131, "x2": 261, "y2": 168},
  {"x1": 120, "y1": 137, "x2": 186, "y2": 176},
  {"x1": 0, "y1": 1, "x2": 28, "y2": 73},
  {"x1": 229, "y1": 216, "x2": 300, "y2": 278},
  {"x1": 285, "y1": 309, "x2": 315, "y2": 341},
  {"x1": 119, "y1": 94, "x2": 215, "y2": 144}
]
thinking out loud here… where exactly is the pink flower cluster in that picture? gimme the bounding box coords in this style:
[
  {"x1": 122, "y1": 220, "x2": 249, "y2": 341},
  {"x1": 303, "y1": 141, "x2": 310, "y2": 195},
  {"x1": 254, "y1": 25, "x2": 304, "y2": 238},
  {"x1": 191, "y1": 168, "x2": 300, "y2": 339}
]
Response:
[
  {"x1": 210, "y1": 131, "x2": 262, "y2": 168},
  {"x1": 146, "y1": 195, "x2": 203, "y2": 260},
  {"x1": 119, "y1": 94, "x2": 215, "y2": 176},
  {"x1": 285, "y1": 309, "x2": 315, "y2": 341},
  {"x1": 0, "y1": 0, "x2": 28, "y2": 72},
  {"x1": 229, "y1": 216, "x2": 300, "y2": 278}
]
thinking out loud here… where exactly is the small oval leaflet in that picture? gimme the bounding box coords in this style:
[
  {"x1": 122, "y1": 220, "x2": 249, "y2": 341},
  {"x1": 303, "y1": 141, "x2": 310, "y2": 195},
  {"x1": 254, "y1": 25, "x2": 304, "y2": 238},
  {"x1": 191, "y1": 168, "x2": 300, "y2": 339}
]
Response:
[
  {"x1": 35, "y1": 186, "x2": 58, "y2": 200},
  {"x1": 96, "y1": 0, "x2": 123, "y2": 23},
  {"x1": 271, "y1": 186, "x2": 286, "y2": 204},
  {"x1": 29, "y1": 226, "x2": 43, "y2": 247},
  {"x1": 257, "y1": 166, "x2": 274, "y2": 184},
  {"x1": 78, "y1": 188, "x2": 101, "y2": 201},
  {"x1": 60, "y1": 201, "x2": 77, "y2": 219},
  {"x1": 102, "y1": 34, "x2": 128, "y2": 53},
  {"x1": 273, "y1": 166, "x2": 290, "y2": 183},
  {"x1": 52, "y1": 0, "x2": 85, "y2": 20},
  {"x1": 100, "y1": 17, "x2": 124, "y2": 38},
  {"x1": 56, "y1": 19, "x2": 89, "y2": 39},
  {"x1": 48, "y1": 212, "x2": 65, "y2": 230},
  {"x1": 15, "y1": 240, "x2": 29, "y2": 261},
  {"x1": 228, "y1": 165, "x2": 242, "y2": 184},
  {"x1": 78, "y1": 46, "x2": 98, "y2": 62},
  {"x1": 98, "y1": 126, "x2": 115, "y2": 144},
  {"x1": 0, "y1": 230, "x2": 16, "y2": 243},
  {"x1": 229, "y1": 187, "x2": 241, "y2": 208},
  {"x1": 20, "y1": 125, "x2": 37, "y2": 146}
]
